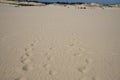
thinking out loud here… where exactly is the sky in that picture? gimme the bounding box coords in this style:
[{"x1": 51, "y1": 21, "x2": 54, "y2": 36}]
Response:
[{"x1": 38, "y1": 0, "x2": 120, "y2": 4}]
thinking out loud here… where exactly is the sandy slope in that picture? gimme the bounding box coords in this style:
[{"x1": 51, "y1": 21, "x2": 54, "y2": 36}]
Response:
[{"x1": 0, "y1": 5, "x2": 120, "y2": 80}]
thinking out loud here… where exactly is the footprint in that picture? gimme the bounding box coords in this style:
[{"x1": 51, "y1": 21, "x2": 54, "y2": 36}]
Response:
[
  {"x1": 24, "y1": 48, "x2": 28, "y2": 52},
  {"x1": 21, "y1": 55, "x2": 28, "y2": 60},
  {"x1": 77, "y1": 66, "x2": 88, "y2": 73},
  {"x1": 47, "y1": 56, "x2": 52, "y2": 61},
  {"x1": 69, "y1": 43, "x2": 74, "y2": 47},
  {"x1": 78, "y1": 47, "x2": 85, "y2": 52},
  {"x1": 30, "y1": 43, "x2": 34, "y2": 47},
  {"x1": 29, "y1": 42, "x2": 37, "y2": 51},
  {"x1": 43, "y1": 64, "x2": 51, "y2": 69},
  {"x1": 21, "y1": 58, "x2": 31, "y2": 64},
  {"x1": 49, "y1": 47, "x2": 53, "y2": 50},
  {"x1": 24, "y1": 48, "x2": 32, "y2": 52},
  {"x1": 85, "y1": 58, "x2": 90, "y2": 64},
  {"x1": 24, "y1": 42, "x2": 36, "y2": 52},
  {"x1": 15, "y1": 77, "x2": 27, "y2": 80},
  {"x1": 25, "y1": 52, "x2": 33, "y2": 57},
  {"x1": 20, "y1": 55, "x2": 27, "y2": 63},
  {"x1": 31, "y1": 40, "x2": 38, "y2": 46},
  {"x1": 73, "y1": 52, "x2": 81, "y2": 56},
  {"x1": 48, "y1": 70, "x2": 57, "y2": 76},
  {"x1": 22, "y1": 64, "x2": 34, "y2": 71},
  {"x1": 20, "y1": 54, "x2": 32, "y2": 64},
  {"x1": 30, "y1": 40, "x2": 38, "y2": 47},
  {"x1": 44, "y1": 52, "x2": 49, "y2": 56}
]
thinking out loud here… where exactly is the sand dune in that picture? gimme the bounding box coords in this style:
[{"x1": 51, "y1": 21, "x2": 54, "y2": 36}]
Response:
[{"x1": 0, "y1": 2, "x2": 120, "y2": 80}]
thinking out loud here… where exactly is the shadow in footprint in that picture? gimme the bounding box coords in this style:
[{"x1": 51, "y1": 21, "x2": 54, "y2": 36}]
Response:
[{"x1": 22, "y1": 64, "x2": 34, "y2": 71}]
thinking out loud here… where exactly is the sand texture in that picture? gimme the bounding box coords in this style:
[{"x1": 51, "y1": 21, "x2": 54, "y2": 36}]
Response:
[{"x1": 0, "y1": 3, "x2": 120, "y2": 80}]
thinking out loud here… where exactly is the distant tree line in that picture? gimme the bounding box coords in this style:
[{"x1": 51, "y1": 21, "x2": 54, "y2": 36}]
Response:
[
  {"x1": 16, "y1": 0, "x2": 29, "y2": 2},
  {"x1": 14, "y1": 0, "x2": 85, "y2": 5}
]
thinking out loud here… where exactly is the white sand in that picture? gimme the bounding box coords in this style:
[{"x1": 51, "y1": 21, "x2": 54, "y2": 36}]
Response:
[{"x1": 0, "y1": 4, "x2": 120, "y2": 80}]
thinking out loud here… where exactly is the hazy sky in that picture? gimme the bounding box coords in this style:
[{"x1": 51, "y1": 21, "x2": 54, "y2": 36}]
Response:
[{"x1": 39, "y1": 0, "x2": 120, "y2": 4}]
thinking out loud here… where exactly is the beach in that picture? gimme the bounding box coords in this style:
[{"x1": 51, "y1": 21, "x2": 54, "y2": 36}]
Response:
[{"x1": 0, "y1": 1, "x2": 120, "y2": 80}]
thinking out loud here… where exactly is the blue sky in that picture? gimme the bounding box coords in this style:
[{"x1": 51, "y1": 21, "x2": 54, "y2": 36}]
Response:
[{"x1": 39, "y1": 0, "x2": 120, "y2": 4}]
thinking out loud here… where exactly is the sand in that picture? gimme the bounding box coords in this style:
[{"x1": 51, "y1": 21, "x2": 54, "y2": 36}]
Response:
[{"x1": 0, "y1": 2, "x2": 120, "y2": 80}]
